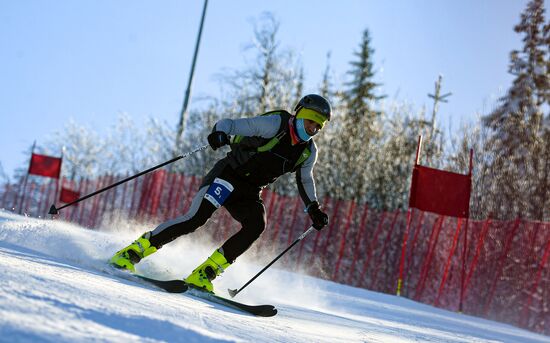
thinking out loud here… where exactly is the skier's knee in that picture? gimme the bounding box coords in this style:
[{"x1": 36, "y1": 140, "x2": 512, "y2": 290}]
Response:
[{"x1": 244, "y1": 212, "x2": 266, "y2": 238}]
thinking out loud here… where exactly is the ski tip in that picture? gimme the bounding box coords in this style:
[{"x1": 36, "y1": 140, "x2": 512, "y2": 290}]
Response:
[
  {"x1": 48, "y1": 204, "x2": 59, "y2": 215},
  {"x1": 257, "y1": 307, "x2": 277, "y2": 317}
]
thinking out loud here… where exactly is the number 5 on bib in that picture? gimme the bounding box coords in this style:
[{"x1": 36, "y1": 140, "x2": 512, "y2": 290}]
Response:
[{"x1": 204, "y1": 178, "x2": 234, "y2": 208}]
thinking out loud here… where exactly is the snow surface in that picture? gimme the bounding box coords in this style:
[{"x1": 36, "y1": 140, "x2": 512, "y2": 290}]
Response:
[{"x1": 0, "y1": 210, "x2": 548, "y2": 343}]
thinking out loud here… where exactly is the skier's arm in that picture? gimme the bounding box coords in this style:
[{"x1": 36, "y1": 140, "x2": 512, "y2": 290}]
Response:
[
  {"x1": 297, "y1": 142, "x2": 328, "y2": 230},
  {"x1": 214, "y1": 115, "x2": 281, "y2": 139},
  {"x1": 296, "y1": 142, "x2": 318, "y2": 207}
]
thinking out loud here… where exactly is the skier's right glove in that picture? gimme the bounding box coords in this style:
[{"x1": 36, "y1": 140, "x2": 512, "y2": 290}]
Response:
[
  {"x1": 207, "y1": 131, "x2": 230, "y2": 150},
  {"x1": 307, "y1": 201, "x2": 329, "y2": 231}
]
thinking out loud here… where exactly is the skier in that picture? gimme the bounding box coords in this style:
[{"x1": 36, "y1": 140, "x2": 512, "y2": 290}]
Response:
[{"x1": 110, "y1": 94, "x2": 331, "y2": 292}]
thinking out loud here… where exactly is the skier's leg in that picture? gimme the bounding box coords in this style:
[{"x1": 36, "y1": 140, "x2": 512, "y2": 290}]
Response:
[
  {"x1": 221, "y1": 198, "x2": 266, "y2": 263},
  {"x1": 182, "y1": 198, "x2": 265, "y2": 293},
  {"x1": 149, "y1": 186, "x2": 217, "y2": 247},
  {"x1": 110, "y1": 186, "x2": 217, "y2": 271},
  {"x1": 184, "y1": 177, "x2": 251, "y2": 292}
]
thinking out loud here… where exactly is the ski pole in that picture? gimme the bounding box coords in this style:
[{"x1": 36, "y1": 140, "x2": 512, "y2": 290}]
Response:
[
  {"x1": 48, "y1": 144, "x2": 209, "y2": 215},
  {"x1": 228, "y1": 226, "x2": 316, "y2": 298}
]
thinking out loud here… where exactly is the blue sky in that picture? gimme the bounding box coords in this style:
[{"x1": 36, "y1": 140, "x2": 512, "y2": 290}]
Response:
[{"x1": 0, "y1": 0, "x2": 536, "y2": 179}]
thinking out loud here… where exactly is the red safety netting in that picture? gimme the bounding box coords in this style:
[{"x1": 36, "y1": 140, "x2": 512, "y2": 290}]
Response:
[{"x1": 1, "y1": 171, "x2": 548, "y2": 335}]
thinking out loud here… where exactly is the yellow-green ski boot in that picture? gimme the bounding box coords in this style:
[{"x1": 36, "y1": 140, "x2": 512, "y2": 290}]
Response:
[
  {"x1": 109, "y1": 232, "x2": 157, "y2": 272},
  {"x1": 184, "y1": 249, "x2": 230, "y2": 293}
]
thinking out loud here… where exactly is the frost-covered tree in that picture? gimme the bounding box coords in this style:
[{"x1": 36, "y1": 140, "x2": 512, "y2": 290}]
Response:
[
  {"x1": 44, "y1": 114, "x2": 179, "y2": 180},
  {"x1": 366, "y1": 103, "x2": 424, "y2": 210},
  {"x1": 482, "y1": 0, "x2": 549, "y2": 220},
  {"x1": 253, "y1": 12, "x2": 279, "y2": 113},
  {"x1": 179, "y1": 105, "x2": 226, "y2": 176},
  {"x1": 313, "y1": 51, "x2": 343, "y2": 199},
  {"x1": 333, "y1": 28, "x2": 385, "y2": 201},
  {"x1": 104, "y1": 113, "x2": 154, "y2": 174},
  {"x1": 319, "y1": 52, "x2": 334, "y2": 100},
  {"x1": 447, "y1": 118, "x2": 493, "y2": 220},
  {"x1": 0, "y1": 162, "x2": 7, "y2": 184},
  {"x1": 218, "y1": 12, "x2": 302, "y2": 118},
  {"x1": 46, "y1": 120, "x2": 105, "y2": 180},
  {"x1": 213, "y1": 12, "x2": 305, "y2": 196},
  {"x1": 293, "y1": 65, "x2": 305, "y2": 107},
  {"x1": 344, "y1": 29, "x2": 385, "y2": 122}
]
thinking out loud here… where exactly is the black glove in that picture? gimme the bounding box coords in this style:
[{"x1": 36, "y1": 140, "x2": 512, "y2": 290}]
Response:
[
  {"x1": 307, "y1": 201, "x2": 329, "y2": 230},
  {"x1": 207, "y1": 131, "x2": 230, "y2": 150}
]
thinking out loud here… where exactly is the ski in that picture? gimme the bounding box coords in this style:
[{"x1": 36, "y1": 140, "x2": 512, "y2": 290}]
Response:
[
  {"x1": 138, "y1": 276, "x2": 277, "y2": 317},
  {"x1": 107, "y1": 265, "x2": 277, "y2": 317},
  {"x1": 185, "y1": 284, "x2": 277, "y2": 317},
  {"x1": 134, "y1": 275, "x2": 189, "y2": 293}
]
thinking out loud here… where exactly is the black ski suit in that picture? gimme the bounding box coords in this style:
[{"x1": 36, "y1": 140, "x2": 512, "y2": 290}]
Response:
[{"x1": 148, "y1": 111, "x2": 320, "y2": 263}]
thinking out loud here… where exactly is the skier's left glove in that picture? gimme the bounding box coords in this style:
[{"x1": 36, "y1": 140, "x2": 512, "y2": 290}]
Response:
[
  {"x1": 207, "y1": 131, "x2": 230, "y2": 150},
  {"x1": 307, "y1": 201, "x2": 329, "y2": 231}
]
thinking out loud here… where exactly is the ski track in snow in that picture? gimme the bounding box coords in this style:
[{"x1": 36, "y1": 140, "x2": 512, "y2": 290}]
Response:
[{"x1": 0, "y1": 210, "x2": 548, "y2": 343}]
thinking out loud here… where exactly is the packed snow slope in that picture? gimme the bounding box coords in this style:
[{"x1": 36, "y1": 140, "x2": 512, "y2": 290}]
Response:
[{"x1": 0, "y1": 210, "x2": 548, "y2": 343}]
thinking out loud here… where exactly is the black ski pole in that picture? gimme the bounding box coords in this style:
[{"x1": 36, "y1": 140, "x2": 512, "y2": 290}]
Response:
[
  {"x1": 48, "y1": 144, "x2": 209, "y2": 215},
  {"x1": 228, "y1": 226, "x2": 316, "y2": 298}
]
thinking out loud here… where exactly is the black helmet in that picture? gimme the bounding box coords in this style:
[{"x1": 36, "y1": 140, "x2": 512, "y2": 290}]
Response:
[{"x1": 294, "y1": 94, "x2": 331, "y2": 121}]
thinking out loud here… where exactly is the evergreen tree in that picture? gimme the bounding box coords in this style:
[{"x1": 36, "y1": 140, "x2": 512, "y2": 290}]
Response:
[
  {"x1": 320, "y1": 52, "x2": 333, "y2": 100},
  {"x1": 294, "y1": 65, "x2": 305, "y2": 106},
  {"x1": 344, "y1": 29, "x2": 385, "y2": 122},
  {"x1": 337, "y1": 28, "x2": 385, "y2": 201},
  {"x1": 482, "y1": 0, "x2": 549, "y2": 220}
]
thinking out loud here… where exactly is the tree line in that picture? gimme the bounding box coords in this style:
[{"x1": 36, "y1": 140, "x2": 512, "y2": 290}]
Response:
[{"x1": 8, "y1": 1, "x2": 548, "y2": 221}]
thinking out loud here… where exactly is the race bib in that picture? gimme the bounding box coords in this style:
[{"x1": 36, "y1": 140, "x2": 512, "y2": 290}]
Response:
[{"x1": 204, "y1": 178, "x2": 234, "y2": 208}]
